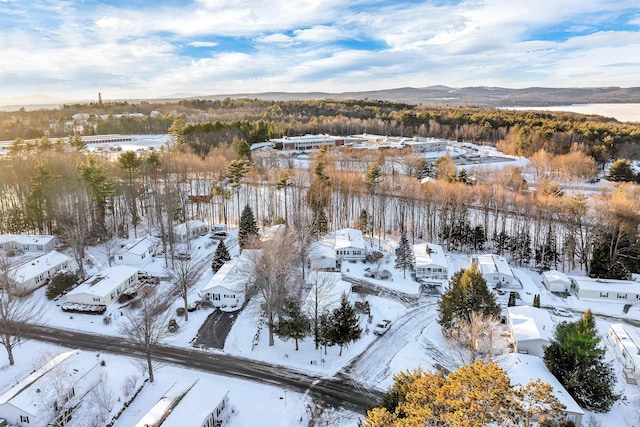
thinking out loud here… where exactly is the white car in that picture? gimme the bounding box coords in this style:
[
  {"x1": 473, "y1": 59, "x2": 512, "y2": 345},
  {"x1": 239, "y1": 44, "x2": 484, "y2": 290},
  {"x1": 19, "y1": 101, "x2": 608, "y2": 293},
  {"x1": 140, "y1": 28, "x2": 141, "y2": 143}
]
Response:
[
  {"x1": 374, "y1": 319, "x2": 392, "y2": 336},
  {"x1": 553, "y1": 307, "x2": 573, "y2": 318}
]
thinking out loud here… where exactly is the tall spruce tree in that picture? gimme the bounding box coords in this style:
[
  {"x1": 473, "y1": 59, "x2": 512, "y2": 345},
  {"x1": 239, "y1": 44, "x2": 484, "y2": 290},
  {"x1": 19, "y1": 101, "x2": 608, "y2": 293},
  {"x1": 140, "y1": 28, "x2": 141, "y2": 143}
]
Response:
[
  {"x1": 543, "y1": 309, "x2": 619, "y2": 412},
  {"x1": 330, "y1": 293, "x2": 362, "y2": 356},
  {"x1": 394, "y1": 229, "x2": 415, "y2": 278},
  {"x1": 211, "y1": 240, "x2": 231, "y2": 273},
  {"x1": 238, "y1": 204, "x2": 259, "y2": 249},
  {"x1": 275, "y1": 299, "x2": 310, "y2": 351},
  {"x1": 437, "y1": 264, "x2": 501, "y2": 337}
]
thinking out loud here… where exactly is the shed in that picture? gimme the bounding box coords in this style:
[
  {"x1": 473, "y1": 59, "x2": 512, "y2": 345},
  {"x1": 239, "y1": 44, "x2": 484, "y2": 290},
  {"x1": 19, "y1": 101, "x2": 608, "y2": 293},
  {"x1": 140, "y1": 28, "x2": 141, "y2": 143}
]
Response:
[{"x1": 542, "y1": 270, "x2": 571, "y2": 293}]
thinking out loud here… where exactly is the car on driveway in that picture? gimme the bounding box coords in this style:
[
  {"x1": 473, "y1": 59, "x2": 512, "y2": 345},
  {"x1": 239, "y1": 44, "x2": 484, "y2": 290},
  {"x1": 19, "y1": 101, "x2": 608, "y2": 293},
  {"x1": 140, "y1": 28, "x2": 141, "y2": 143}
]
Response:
[{"x1": 374, "y1": 319, "x2": 392, "y2": 336}]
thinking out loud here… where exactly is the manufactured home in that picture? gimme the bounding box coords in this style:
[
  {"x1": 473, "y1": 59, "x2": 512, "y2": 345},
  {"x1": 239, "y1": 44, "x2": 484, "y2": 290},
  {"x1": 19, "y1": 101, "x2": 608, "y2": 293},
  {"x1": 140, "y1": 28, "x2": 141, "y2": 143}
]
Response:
[
  {"x1": 571, "y1": 276, "x2": 640, "y2": 302},
  {"x1": 471, "y1": 254, "x2": 519, "y2": 288},
  {"x1": 413, "y1": 243, "x2": 448, "y2": 286},
  {"x1": 506, "y1": 305, "x2": 554, "y2": 357},
  {"x1": 8, "y1": 250, "x2": 72, "y2": 294},
  {"x1": 334, "y1": 228, "x2": 367, "y2": 261},
  {"x1": 199, "y1": 251, "x2": 258, "y2": 310},
  {"x1": 114, "y1": 235, "x2": 159, "y2": 267},
  {"x1": 173, "y1": 220, "x2": 208, "y2": 243},
  {"x1": 66, "y1": 265, "x2": 139, "y2": 306}
]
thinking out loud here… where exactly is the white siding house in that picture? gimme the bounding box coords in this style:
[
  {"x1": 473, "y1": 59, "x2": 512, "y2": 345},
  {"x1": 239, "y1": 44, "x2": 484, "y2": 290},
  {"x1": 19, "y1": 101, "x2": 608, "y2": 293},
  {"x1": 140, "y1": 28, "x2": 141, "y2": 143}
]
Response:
[
  {"x1": 0, "y1": 350, "x2": 102, "y2": 427},
  {"x1": 114, "y1": 235, "x2": 158, "y2": 267},
  {"x1": 542, "y1": 270, "x2": 571, "y2": 293},
  {"x1": 472, "y1": 254, "x2": 519, "y2": 288},
  {"x1": 173, "y1": 220, "x2": 208, "y2": 243},
  {"x1": 502, "y1": 354, "x2": 584, "y2": 426},
  {"x1": 135, "y1": 378, "x2": 230, "y2": 427},
  {"x1": 199, "y1": 250, "x2": 258, "y2": 310},
  {"x1": 413, "y1": 243, "x2": 448, "y2": 285},
  {"x1": 10, "y1": 235, "x2": 57, "y2": 253},
  {"x1": 571, "y1": 276, "x2": 640, "y2": 302},
  {"x1": 0, "y1": 234, "x2": 16, "y2": 251},
  {"x1": 66, "y1": 265, "x2": 139, "y2": 306},
  {"x1": 8, "y1": 250, "x2": 72, "y2": 294},
  {"x1": 308, "y1": 241, "x2": 338, "y2": 271},
  {"x1": 609, "y1": 323, "x2": 640, "y2": 384},
  {"x1": 507, "y1": 305, "x2": 554, "y2": 357},
  {"x1": 334, "y1": 228, "x2": 367, "y2": 261}
]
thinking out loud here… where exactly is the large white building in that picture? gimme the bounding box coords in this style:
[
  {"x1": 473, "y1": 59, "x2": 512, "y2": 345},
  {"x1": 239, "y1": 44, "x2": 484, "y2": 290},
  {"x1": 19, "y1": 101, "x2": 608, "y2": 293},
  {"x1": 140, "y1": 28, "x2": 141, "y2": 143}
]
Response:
[
  {"x1": 270, "y1": 134, "x2": 345, "y2": 150},
  {"x1": 66, "y1": 265, "x2": 139, "y2": 306},
  {"x1": 114, "y1": 235, "x2": 158, "y2": 267},
  {"x1": 413, "y1": 243, "x2": 448, "y2": 285},
  {"x1": 334, "y1": 228, "x2": 367, "y2": 261},
  {"x1": 506, "y1": 305, "x2": 554, "y2": 357},
  {"x1": 571, "y1": 276, "x2": 640, "y2": 302},
  {"x1": 472, "y1": 254, "x2": 519, "y2": 288},
  {"x1": 8, "y1": 250, "x2": 72, "y2": 294}
]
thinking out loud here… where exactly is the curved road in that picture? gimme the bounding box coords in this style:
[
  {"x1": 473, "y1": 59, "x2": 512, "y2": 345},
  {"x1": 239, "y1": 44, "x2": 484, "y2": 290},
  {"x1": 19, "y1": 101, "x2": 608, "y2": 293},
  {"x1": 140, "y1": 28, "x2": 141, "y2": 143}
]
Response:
[{"x1": 18, "y1": 322, "x2": 382, "y2": 414}]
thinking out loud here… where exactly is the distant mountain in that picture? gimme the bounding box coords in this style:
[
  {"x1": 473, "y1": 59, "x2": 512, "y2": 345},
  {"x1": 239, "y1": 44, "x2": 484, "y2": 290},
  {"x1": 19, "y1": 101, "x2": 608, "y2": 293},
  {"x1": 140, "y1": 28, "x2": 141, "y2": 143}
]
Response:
[{"x1": 160, "y1": 86, "x2": 640, "y2": 107}]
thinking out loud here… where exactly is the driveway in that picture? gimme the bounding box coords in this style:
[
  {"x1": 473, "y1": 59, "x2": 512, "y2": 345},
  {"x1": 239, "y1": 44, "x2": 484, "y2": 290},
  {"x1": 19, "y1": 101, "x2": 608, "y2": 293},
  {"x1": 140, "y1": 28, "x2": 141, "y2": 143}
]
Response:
[{"x1": 194, "y1": 298, "x2": 250, "y2": 349}]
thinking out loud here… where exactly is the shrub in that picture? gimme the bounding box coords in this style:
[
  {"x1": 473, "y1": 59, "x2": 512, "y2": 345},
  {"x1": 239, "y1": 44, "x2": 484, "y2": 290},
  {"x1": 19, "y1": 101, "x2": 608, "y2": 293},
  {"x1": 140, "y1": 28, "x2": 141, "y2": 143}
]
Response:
[{"x1": 46, "y1": 272, "x2": 79, "y2": 300}]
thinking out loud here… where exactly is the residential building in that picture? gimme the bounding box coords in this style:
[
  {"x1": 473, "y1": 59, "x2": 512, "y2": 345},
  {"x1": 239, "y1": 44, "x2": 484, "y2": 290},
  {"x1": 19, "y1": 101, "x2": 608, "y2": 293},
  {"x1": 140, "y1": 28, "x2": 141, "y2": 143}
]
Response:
[
  {"x1": 334, "y1": 228, "x2": 367, "y2": 261},
  {"x1": 571, "y1": 276, "x2": 640, "y2": 302},
  {"x1": 542, "y1": 270, "x2": 571, "y2": 293},
  {"x1": 507, "y1": 305, "x2": 554, "y2": 357},
  {"x1": 608, "y1": 323, "x2": 640, "y2": 384},
  {"x1": 65, "y1": 265, "x2": 139, "y2": 306},
  {"x1": 413, "y1": 243, "x2": 448, "y2": 285},
  {"x1": 7, "y1": 235, "x2": 57, "y2": 253},
  {"x1": 8, "y1": 250, "x2": 72, "y2": 294},
  {"x1": 308, "y1": 241, "x2": 338, "y2": 271},
  {"x1": 471, "y1": 254, "x2": 519, "y2": 288},
  {"x1": 199, "y1": 250, "x2": 258, "y2": 310},
  {"x1": 114, "y1": 235, "x2": 159, "y2": 267},
  {"x1": 135, "y1": 378, "x2": 230, "y2": 427},
  {"x1": 502, "y1": 354, "x2": 584, "y2": 426},
  {"x1": 0, "y1": 350, "x2": 102, "y2": 427},
  {"x1": 173, "y1": 220, "x2": 208, "y2": 243}
]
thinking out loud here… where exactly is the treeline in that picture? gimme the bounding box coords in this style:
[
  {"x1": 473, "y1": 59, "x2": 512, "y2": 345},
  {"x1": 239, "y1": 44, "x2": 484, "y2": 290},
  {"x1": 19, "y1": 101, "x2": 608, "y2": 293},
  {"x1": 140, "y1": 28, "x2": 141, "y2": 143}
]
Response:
[{"x1": 3, "y1": 99, "x2": 640, "y2": 161}]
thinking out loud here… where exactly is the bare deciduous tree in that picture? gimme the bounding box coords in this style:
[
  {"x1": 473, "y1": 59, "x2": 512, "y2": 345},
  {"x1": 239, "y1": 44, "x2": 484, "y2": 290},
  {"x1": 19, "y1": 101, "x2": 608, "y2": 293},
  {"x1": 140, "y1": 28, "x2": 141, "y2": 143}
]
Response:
[
  {"x1": 305, "y1": 270, "x2": 340, "y2": 349},
  {"x1": 120, "y1": 290, "x2": 172, "y2": 383},
  {"x1": 446, "y1": 312, "x2": 507, "y2": 366},
  {"x1": 166, "y1": 257, "x2": 199, "y2": 321}
]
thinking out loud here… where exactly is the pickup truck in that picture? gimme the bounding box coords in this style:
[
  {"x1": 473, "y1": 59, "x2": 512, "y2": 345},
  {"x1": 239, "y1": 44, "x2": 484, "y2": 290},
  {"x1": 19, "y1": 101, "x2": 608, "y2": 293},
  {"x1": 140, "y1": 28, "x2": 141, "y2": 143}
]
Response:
[{"x1": 373, "y1": 319, "x2": 392, "y2": 336}]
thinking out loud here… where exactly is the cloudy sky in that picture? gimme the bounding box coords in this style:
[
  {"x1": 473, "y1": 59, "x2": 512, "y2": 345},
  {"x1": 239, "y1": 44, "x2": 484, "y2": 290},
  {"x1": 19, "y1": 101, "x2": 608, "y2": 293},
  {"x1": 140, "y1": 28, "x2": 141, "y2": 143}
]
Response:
[{"x1": 1, "y1": 0, "x2": 639, "y2": 100}]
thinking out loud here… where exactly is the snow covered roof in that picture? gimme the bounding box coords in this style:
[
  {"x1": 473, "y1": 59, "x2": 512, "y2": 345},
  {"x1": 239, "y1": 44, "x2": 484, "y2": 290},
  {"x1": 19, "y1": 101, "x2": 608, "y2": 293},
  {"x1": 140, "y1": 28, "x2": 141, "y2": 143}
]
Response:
[
  {"x1": 473, "y1": 254, "x2": 514, "y2": 277},
  {"x1": 200, "y1": 252, "x2": 255, "y2": 295},
  {"x1": 501, "y1": 353, "x2": 584, "y2": 416},
  {"x1": 67, "y1": 265, "x2": 138, "y2": 298},
  {"x1": 173, "y1": 220, "x2": 207, "y2": 235},
  {"x1": 270, "y1": 134, "x2": 340, "y2": 143},
  {"x1": 116, "y1": 235, "x2": 158, "y2": 257},
  {"x1": 542, "y1": 270, "x2": 571, "y2": 284},
  {"x1": 12, "y1": 234, "x2": 56, "y2": 246},
  {"x1": 507, "y1": 305, "x2": 553, "y2": 343},
  {"x1": 0, "y1": 234, "x2": 16, "y2": 244},
  {"x1": 136, "y1": 378, "x2": 228, "y2": 427},
  {"x1": 335, "y1": 228, "x2": 365, "y2": 251},
  {"x1": 309, "y1": 241, "x2": 337, "y2": 260},
  {"x1": 571, "y1": 276, "x2": 640, "y2": 294},
  {"x1": 610, "y1": 323, "x2": 640, "y2": 368},
  {"x1": 0, "y1": 350, "x2": 99, "y2": 418},
  {"x1": 11, "y1": 250, "x2": 71, "y2": 282},
  {"x1": 413, "y1": 243, "x2": 447, "y2": 268}
]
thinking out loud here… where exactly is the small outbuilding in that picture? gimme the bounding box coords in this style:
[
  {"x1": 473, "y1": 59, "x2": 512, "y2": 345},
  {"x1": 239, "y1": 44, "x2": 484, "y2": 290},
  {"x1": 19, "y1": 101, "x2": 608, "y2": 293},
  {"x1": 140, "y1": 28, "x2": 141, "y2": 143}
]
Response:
[{"x1": 542, "y1": 270, "x2": 571, "y2": 293}]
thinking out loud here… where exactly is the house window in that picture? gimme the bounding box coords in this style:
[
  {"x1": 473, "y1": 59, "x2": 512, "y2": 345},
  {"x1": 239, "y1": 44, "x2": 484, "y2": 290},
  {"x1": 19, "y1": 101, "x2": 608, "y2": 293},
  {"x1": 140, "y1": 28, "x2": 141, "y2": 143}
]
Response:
[
  {"x1": 600, "y1": 292, "x2": 609, "y2": 298},
  {"x1": 618, "y1": 293, "x2": 628, "y2": 299},
  {"x1": 20, "y1": 415, "x2": 30, "y2": 423},
  {"x1": 111, "y1": 292, "x2": 115, "y2": 299},
  {"x1": 93, "y1": 297, "x2": 101, "y2": 302},
  {"x1": 224, "y1": 294, "x2": 235, "y2": 299},
  {"x1": 213, "y1": 294, "x2": 221, "y2": 301},
  {"x1": 118, "y1": 256, "x2": 123, "y2": 260}
]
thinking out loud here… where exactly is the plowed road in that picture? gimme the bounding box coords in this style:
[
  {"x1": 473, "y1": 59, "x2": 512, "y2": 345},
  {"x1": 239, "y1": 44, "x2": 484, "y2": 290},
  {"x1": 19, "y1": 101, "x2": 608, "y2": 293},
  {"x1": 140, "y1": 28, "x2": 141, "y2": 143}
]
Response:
[{"x1": 17, "y1": 322, "x2": 382, "y2": 414}]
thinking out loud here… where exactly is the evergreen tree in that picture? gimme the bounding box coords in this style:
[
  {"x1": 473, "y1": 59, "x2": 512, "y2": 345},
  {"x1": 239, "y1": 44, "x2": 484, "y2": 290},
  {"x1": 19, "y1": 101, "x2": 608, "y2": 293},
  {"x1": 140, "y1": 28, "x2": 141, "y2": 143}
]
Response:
[
  {"x1": 606, "y1": 158, "x2": 637, "y2": 182},
  {"x1": 543, "y1": 310, "x2": 619, "y2": 412},
  {"x1": 494, "y1": 229, "x2": 510, "y2": 256},
  {"x1": 508, "y1": 291, "x2": 517, "y2": 307},
  {"x1": 311, "y1": 207, "x2": 328, "y2": 240},
  {"x1": 438, "y1": 264, "x2": 501, "y2": 337},
  {"x1": 329, "y1": 294, "x2": 362, "y2": 356},
  {"x1": 211, "y1": 240, "x2": 231, "y2": 273},
  {"x1": 535, "y1": 226, "x2": 559, "y2": 270},
  {"x1": 275, "y1": 299, "x2": 310, "y2": 351},
  {"x1": 358, "y1": 209, "x2": 369, "y2": 235},
  {"x1": 533, "y1": 294, "x2": 541, "y2": 308},
  {"x1": 238, "y1": 204, "x2": 259, "y2": 249},
  {"x1": 318, "y1": 311, "x2": 336, "y2": 355},
  {"x1": 394, "y1": 229, "x2": 415, "y2": 278}
]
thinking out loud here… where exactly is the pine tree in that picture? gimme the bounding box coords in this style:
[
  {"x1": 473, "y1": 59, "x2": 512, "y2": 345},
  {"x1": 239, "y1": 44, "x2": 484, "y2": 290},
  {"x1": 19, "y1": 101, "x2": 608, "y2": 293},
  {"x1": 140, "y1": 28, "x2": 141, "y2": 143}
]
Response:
[
  {"x1": 437, "y1": 264, "x2": 501, "y2": 337},
  {"x1": 275, "y1": 299, "x2": 310, "y2": 351},
  {"x1": 318, "y1": 311, "x2": 336, "y2": 355},
  {"x1": 238, "y1": 204, "x2": 259, "y2": 249},
  {"x1": 508, "y1": 291, "x2": 517, "y2": 307},
  {"x1": 543, "y1": 310, "x2": 620, "y2": 412},
  {"x1": 211, "y1": 240, "x2": 231, "y2": 273},
  {"x1": 533, "y1": 294, "x2": 541, "y2": 308},
  {"x1": 329, "y1": 294, "x2": 362, "y2": 356},
  {"x1": 311, "y1": 207, "x2": 328, "y2": 240},
  {"x1": 394, "y1": 229, "x2": 415, "y2": 278}
]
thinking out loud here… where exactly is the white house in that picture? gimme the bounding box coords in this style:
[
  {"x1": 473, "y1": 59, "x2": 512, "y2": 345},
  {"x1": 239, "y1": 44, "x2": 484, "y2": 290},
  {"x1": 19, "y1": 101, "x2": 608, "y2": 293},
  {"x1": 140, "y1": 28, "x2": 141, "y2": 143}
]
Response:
[
  {"x1": 0, "y1": 350, "x2": 102, "y2": 427},
  {"x1": 608, "y1": 323, "x2": 640, "y2": 384},
  {"x1": 0, "y1": 234, "x2": 16, "y2": 251},
  {"x1": 413, "y1": 243, "x2": 448, "y2": 285},
  {"x1": 308, "y1": 241, "x2": 338, "y2": 271},
  {"x1": 136, "y1": 378, "x2": 231, "y2": 427},
  {"x1": 542, "y1": 270, "x2": 571, "y2": 293},
  {"x1": 114, "y1": 235, "x2": 159, "y2": 267},
  {"x1": 506, "y1": 305, "x2": 554, "y2": 357},
  {"x1": 8, "y1": 235, "x2": 57, "y2": 253},
  {"x1": 501, "y1": 354, "x2": 584, "y2": 426},
  {"x1": 8, "y1": 250, "x2": 72, "y2": 294},
  {"x1": 199, "y1": 251, "x2": 257, "y2": 310},
  {"x1": 571, "y1": 276, "x2": 640, "y2": 302},
  {"x1": 334, "y1": 228, "x2": 367, "y2": 261},
  {"x1": 173, "y1": 220, "x2": 208, "y2": 243},
  {"x1": 304, "y1": 271, "x2": 352, "y2": 315},
  {"x1": 472, "y1": 254, "x2": 520, "y2": 288},
  {"x1": 66, "y1": 265, "x2": 139, "y2": 306}
]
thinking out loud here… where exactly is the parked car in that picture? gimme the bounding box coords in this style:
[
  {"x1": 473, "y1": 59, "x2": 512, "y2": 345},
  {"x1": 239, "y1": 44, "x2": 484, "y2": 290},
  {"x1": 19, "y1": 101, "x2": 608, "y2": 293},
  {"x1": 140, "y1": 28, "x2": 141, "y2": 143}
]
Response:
[
  {"x1": 553, "y1": 307, "x2": 573, "y2": 317},
  {"x1": 374, "y1": 319, "x2": 392, "y2": 336}
]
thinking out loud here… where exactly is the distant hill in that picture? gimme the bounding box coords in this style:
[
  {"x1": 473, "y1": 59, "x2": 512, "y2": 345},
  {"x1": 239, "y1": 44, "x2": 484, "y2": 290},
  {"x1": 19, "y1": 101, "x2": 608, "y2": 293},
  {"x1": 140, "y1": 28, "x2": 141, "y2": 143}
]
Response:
[{"x1": 158, "y1": 86, "x2": 640, "y2": 107}]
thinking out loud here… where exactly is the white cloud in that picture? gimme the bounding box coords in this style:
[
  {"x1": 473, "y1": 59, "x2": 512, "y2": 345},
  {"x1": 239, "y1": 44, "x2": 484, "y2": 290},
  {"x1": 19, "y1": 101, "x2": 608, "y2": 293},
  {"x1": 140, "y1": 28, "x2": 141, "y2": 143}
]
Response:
[{"x1": 188, "y1": 41, "x2": 218, "y2": 47}]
